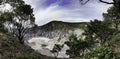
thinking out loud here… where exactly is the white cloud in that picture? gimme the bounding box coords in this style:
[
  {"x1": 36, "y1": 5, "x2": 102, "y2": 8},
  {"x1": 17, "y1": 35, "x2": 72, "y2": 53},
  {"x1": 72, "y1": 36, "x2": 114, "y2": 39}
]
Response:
[{"x1": 24, "y1": 0, "x2": 112, "y2": 26}]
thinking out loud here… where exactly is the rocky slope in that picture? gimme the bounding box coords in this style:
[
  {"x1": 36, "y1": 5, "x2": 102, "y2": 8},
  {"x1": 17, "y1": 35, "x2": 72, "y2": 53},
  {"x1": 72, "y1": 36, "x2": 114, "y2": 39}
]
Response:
[{"x1": 25, "y1": 21, "x2": 87, "y2": 58}]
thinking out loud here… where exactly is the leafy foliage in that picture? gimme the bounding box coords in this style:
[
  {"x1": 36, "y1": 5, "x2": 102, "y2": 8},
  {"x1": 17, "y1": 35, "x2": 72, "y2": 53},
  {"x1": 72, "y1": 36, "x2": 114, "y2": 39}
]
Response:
[
  {"x1": 65, "y1": 34, "x2": 93, "y2": 58},
  {"x1": 0, "y1": 0, "x2": 24, "y2": 7},
  {"x1": 103, "y1": 0, "x2": 120, "y2": 30},
  {"x1": 84, "y1": 20, "x2": 114, "y2": 43},
  {"x1": 0, "y1": 1, "x2": 35, "y2": 44},
  {"x1": 82, "y1": 44, "x2": 116, "y2": 59},
  {"x1": 65, "y1": 20, "x2": 116, "y2": 58},
  {"x1": 11, "y1": 4, "x2": 35, "y2": 44}
]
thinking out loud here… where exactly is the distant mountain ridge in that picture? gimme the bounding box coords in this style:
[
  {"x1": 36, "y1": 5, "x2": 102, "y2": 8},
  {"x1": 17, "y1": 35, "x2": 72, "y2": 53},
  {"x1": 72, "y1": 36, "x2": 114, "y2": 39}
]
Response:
[
  {"x1": 25, "y1": 20, "x2": 88, "y2": 42},
  {"x1": 26, "y1": 20, "x2": 87, "y2": 39},
  {"x1": 40, "y1": 20, "x2": 88, "y2": 31}
]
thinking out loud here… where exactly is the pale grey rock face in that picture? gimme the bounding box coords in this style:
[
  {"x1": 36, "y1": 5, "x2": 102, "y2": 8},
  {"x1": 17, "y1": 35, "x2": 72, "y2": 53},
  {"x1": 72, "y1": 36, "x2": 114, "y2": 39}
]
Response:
[{"x1": 26, "y1": 29, "x2": 84, "y2": 58}]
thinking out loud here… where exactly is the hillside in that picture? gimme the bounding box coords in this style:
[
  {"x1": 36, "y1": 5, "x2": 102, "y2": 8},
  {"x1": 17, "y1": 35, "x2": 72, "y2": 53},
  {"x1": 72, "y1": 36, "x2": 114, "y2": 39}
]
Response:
[
  {"x1": 0, "y1": 32, "x2": 54, "y2": 59},
  {"x1": 40, "y1": 21, "x2": 88, "y2": 31}
]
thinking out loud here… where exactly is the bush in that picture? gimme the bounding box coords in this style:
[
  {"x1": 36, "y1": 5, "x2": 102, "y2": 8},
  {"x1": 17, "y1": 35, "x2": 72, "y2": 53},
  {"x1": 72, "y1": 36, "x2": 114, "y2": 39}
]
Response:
[{"x1": 82, "y1": 44, "x2": 116, "y2": 59}]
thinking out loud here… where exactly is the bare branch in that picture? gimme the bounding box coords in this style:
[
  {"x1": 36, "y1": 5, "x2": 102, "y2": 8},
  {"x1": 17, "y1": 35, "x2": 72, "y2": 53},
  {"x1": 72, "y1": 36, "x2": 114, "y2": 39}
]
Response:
[
  {"x1": 79, "y1": 0, "x2": 90, "y2": 5},
  {"x1": 99, "y1": 0, "x2": 115, "y2": 4},
  {"x1": 79, "y1": 0, "x2": 115, "y2": 5}
]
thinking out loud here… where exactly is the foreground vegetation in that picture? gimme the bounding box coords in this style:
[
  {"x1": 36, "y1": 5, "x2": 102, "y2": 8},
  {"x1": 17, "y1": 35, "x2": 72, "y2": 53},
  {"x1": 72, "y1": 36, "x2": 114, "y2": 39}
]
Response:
[
  {"x1": 1, "y1": 0, "x2": 120, "y2": 59},
  {"x1": 60, "y1": 0, "x2": 120, "y2": 59},
  {"x1": 0, "y1": 32, "x2": 56, "y2": 59}
]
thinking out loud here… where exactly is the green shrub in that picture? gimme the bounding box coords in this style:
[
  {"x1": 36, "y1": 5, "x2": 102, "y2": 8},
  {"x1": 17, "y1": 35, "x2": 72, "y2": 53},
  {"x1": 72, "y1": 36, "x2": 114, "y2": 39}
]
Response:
[{"x1": 82, "y1": 45, "x2": 116, "y2": 59}]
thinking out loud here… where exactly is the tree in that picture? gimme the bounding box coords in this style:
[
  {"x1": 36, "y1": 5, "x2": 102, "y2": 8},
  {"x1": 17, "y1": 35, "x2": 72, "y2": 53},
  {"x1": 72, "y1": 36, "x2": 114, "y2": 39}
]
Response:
[
  {"x1": 50, "y1": 44, "x2": 63, "y2": 58},
  {"x1": 65, "y1": 20, "x2": 115, "y2": 58},
  {"x1": 9, "y1": 4, "x2": 35, "y2": 44},
  {"x1": 65, "y1": 34, "x2": 93, "y2": 58},
  {"x1": 0, "y1": 0, "x2": 35, "y2": 44},
  {"x1": 85, "y1": 20, "x2": 114, "y2": 43},
  {"x1": 79, "y1": 0, "x2": 120, "y2": 31},
  {"x1": 103, "y1": 7, "x2": 120, "y2": 30},
  {"x1": 103, "y1": 0, "x2": 120, "y2": 30},
  {"x1": 0, "y1": 0, "x2": 24, "y2": 31}
]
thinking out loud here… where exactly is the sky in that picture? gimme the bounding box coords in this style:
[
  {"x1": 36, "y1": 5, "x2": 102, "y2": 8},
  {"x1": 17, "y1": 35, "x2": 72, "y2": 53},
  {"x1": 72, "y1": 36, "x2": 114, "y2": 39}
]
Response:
[{"x1": 24, "y1": 0, "x2": 112, "y2": 26}]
